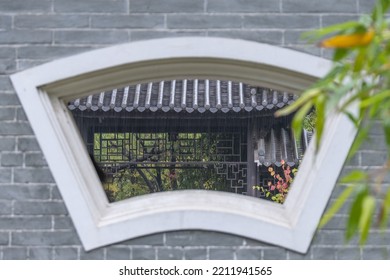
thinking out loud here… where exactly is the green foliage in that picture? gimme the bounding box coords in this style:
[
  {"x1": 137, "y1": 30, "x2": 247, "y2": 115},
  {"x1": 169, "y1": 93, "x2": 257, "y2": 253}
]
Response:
[{"x1": 277, "y1": 0, "x2": 390, "y2": 244}]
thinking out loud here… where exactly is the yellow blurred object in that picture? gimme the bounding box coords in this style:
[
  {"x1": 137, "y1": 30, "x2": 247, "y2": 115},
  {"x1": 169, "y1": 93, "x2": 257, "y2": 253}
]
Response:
[{"x1": 320, "y1": 29, "x2": 374, "y2": 48}]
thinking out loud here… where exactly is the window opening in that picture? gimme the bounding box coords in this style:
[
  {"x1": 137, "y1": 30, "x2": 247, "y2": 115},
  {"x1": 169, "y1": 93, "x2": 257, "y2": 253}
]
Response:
[{"x1": 68, "y1": 79, "x2": 311, "y2": 203}]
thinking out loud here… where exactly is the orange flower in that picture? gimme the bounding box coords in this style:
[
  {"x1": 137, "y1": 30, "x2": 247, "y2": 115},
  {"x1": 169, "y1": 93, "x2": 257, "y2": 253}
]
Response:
[{"x1": 320, "y1": 29, "x2": 374, "y2": 48}]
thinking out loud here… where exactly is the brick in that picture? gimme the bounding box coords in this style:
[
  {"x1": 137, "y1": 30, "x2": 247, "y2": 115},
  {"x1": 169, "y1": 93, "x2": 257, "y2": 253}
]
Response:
[
  {"x1": 17, "y1": 46, "x2": 93, "y2": 60},
  {"x1": 0, "y1": 16, "x2": 12, "y2": 30},
  {"x1": 106, "y1": 247, "x2": 130, "y2": 260},
  {"x1": 166, "y1": 231, "x2": 243, "y2": 246},
  {"x1": 263, "y1": 248, "x2": 287, "y2": 259},
  {"x1": 0, "y1": 48, "x2": 14, "y2": 59},
  {"x1": 25, "y1": 153, "x2": 47, "y2": 167},
  {"x1": 157, "y1": 248, "x2": 183, "y2": 260},
  {"x1": 16, "y1": 108, "x2": 27, "y2": 121},
  {"x1": 365, "y1": 232, "x2": 390, "y2": 246},
  {"x1": 0, "y1": 169, "x2": 11, "y2": 183},
  {"x1": 124, "y1": 233, "x2": 164, "y2": 246},
  {"x1": 54, "y1": 247, "x2": 79, "y2": 260},
  {"x1": 0, "y1": 59, "x2": 16, "y2": 74},
  {"x1": 0, "y1": 217, "x2": 51, "y2": 230},
  {"x1": 184, "y1": 248, "x2": 207, "y2": 260},
  {"x1": 0, "y1": 232, "x2": 9, "y2": 245},
  {"x1": 312, "y1": 247, "x2": 337, "y2": 259},
  {"x1": 1, "y1": 152, "x2": 23, "y2": 167},
  {"x1": 131, "y1": 0, "x2": 203, "y2": 13},
  {"x1": 17, "y1": 137, "x2": 40, "y2": 152},
  {"x1": 322, "y1": 15, "x2": 360, "y2": 27},
  {"x1": 0, "y1": 181, "x2": 49, "y2": 199},
  {"x1": 360, "y1": 151, "x2": 387, "y2": 166},
  {"x1": 336, "y1": 247, "x2": 361, "y2": 260},
  {"x1": 320, "y1": 215, "x2": 347, "y2": 230},
  {"x1": 244, "y1": 15, "x2": 319, "y2": 29},
  {"x1": 2, "y1": 247, "x2": 28, "y2": 260},
  {"x1": 15, "y1": 15, "x2": 89, "y2": 29},
  {"x1": 0, "y1": 137, "x2": 15, "y2": 151},
  {"x1": 91, "y1": 15, "x2": 164, "y2": 29},
  {"x1": 284, "y1": 30, "x2": 310, "y2": 45},
  {"x1": 362, "y1": 248, "x2": 389, "y2": 260},
  {"x1": 359, "y1": 0, "x2": 377, "y2": 13},
  {"x1": 313, "y1": 230, "x2": 358, "y2": 246},
  {"x1": 80, "y1": 248, "x2": 105, "y2": 260},
  {"x1": 0, "y1": 31, "x2": 52, "y2": 44},
  {"x1": 209, "y1": 248, "x2": 235, "y2": 260},
  {"x1": 0, "y1": 76, "x2": 13, "y2": 91},
  {"x1": 208, "y1": 0, "x2": 279, "y2": 12},
  {"x1": 12, "y1": 231, "x2": 80, "y2": 246},
  {"x1": 55, "y1": 31, "x2": 129, "y2": 44},
  {"x1": 14, "y1": 168, "x2": 53, "y2": 184},
  {"x1": 0, "y1": 0, "x2": 51, "y2": 13},
  {"x1": 0, "y1": 200, "x2": 11, "y2": 215},
  {"x1": 361, "y1": 135, "x2": 387, "y2": 151},
  {"x1": 29, "y1": 247, "x2": 53, "y2": 260},
  {"x1": 288, "y1": 250, "x2": 312, "y2": 260},
  {"x1": 0, "y1": 94, "x2": 20, "y2": 106},
  {"x1": 54, "y1": 0, "x2": 126, "y2": 13},
  {"x1": 51, "y1": 186, "x2": 63, "y2": 200},
  {"x1": 14, "y1": 201, "x2": 67, "y2": 215},
  {"x1": 283, "y1": 0, "x2": 358, "y2": 13},
  {"x1": 236, "y1": 248, "x2": 261, "y2": 260},
  {"x1": 208, "y1": 30, "x2": 283, "y2": 44},
  {"x1": 17, "y1": 59, "x2": 50, "y2": 71},
  {"x1": 0, "y1": 122, "x2": 33, "y2": 135},
  {"x1": 131, "y1": 31, "x2": 206, "y2": 42},
  {"x1": 0, "y1": 108, "x2": 15, "y2": 121},
  {"x1": 132, "y1": 248, "x2": 155, "y2": 260},
  {"x1": 54, "y1": 217, "x2": 73, "y2": 230},
  {"x1": 167, "y1": 15, "x2": 242, "y2": 29}
]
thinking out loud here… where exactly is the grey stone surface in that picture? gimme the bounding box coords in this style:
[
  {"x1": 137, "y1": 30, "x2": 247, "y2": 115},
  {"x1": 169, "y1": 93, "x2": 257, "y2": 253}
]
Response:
[
  {"x1": 208, "y1": 30, "x2": 283, "y2": 44},
  {"x1": 0, "y1": 122, "x2": 33, "y2": 135},
  {"x1": 14, "y1": 168, "x2": 54, "y2": 184},
  {"x1": 54, "y1": 0, "x2": 127, "y2": 13},
  {"x1": 0, "y1": 107, "x2": 14, "y2": 121},
  {"x1": 166, "y1": 231, "x2": 243, "y2": 246},
  {"x1": 2, "y1": 247, "x2": 28, "y2": 260},
  {"x1": 244, "y1": 15, "x2": 319, "y2": 29},
  {"x1": 17, "y1": 46, "x2": 92, "y2": 60},
  {"x1": 263, "y1": 248, "x2": 287, "y2": 260},
  {"x1": 321, "y1": 15, "x2": 360, "y2": 26},
  {"x1": 106, "y1": 247, "x2": 130, "y2": 260},
  {"x1": 283, "y1": 0, "x2": 358, "y2": 13},
  {"x1": 209, "y1": 248, "x2": 235, "y2": 260},
  {"x1": 55, "y1": 31, "x2": 129, "y2": 44},
  {"x1": 0, "y1": 184, "x2": 50, "y2": 200},
  {"x1": 132, "y1": 248, "x2": 156, "y2": 260},
  {"x1": 0, "y1": 169, "x2": 12, "y2": 183},
  {"x1": 236, "y1": 248, "x2": 261, "y2": 260},
  {"x1": 54, "y1": 217, "x2": 74, "y2": 230},
  {"x1": 0, "y1": 16, "x2": 12, "y2": 30},
  {"x1": 25, "y1": 153, "x2": 47, "y2": 167},
  {"x1": 124, "y1": 234, "x2": 164, "y2": 246},
  {"x1": 29, "y1": 247, "x2": 53, "y2": 260},
  {"x1": 208, "y1": 0, "x2": 279, "y2": 12},
  {"x1": 0, "y1": 77, "x2": 13, "y2": 92},
  {"x1": 360, "y1": 151, "x2": 388, "y2": 166},
  {"x1": 54, "y1": 247, "x2": 79, "y2": 260},
  {"x1": 0, "y1": 59, "x2": 15, "y2": 74},
  {"x1": 0, "y1": 232, "x2": 9, "y2": 245},
  {"x1": 157, "y1": 248, "x2": 184, "y2": 260},
  {"x1": 92, "y1": 15, "x2": 164, "y2": 29},
  {"x1": 359, "y1": 0, "x2": 377, "y2": 13},
  {"x1": 167, "y1": 15, "x2": 242, "y2": 29},
  {"x1": 0, "y1": 0, "x2": 52, "y2": 13},
  {"x1": 15, "y1": 15, "x2": 89, "y2": 29},
  {"x1": 14, "y1": 201, "x2": 67, "y2": 215},
  {"x1": 0, "y1": 137, "x2": 15, "y2": 151},
  {"x1": 131, "y1": 31, "x2": 206, "y2": 41},
  {"x1": 80, "y1": 248, "x2": 105, "y2": 260},
  {"x1": 12, "y1": 231, "x2": 80, "y2": 246},
  {"x1": 131, "y1": 0, "x2": 204, "y2": 13},
  {"x1": 17, "y1": 137, "x2": 41, "y2": 152},
  {"x1": 0, "y1": 94, "x2": 20, "y2": 106},
  {"x1": 362, "y1": 247, "x2": 389, "y2": 260},
  {"x1": 0, "y1": 31, "x2": 52, "y2": 44},
  {"x1": 16, "y1": 108, "x2": 27, "y2": 121},
  {"x1": 183, "y1": 248, "x2": 207, "y2": 260},
  {"x1": 0, "y1": 217, "x2": 51, "y2": 230},
  {"x1": 312, "y1": 247, "x2": 337, "y2": 259},
  {"x1": 0, "y1": 200, "x2": 12, "y2": 215},
  {"x1": 1, "y1": 152, "x2": 23, "y2": 166},
  {"x1": 336, "y1": 247, "x2": 361, "y2": 260}
]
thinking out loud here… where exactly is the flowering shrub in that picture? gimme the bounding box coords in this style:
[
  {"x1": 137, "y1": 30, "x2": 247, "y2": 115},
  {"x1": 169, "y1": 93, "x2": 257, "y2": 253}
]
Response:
[{"x1": 253, "y1": 160, "x2": 298, "y2": 204}]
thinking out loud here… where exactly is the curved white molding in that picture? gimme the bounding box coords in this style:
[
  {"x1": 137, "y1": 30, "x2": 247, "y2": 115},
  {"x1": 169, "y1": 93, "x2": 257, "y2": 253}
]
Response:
[{"x1": 10, "y1": 37, "x2": 356, "y2": 253}]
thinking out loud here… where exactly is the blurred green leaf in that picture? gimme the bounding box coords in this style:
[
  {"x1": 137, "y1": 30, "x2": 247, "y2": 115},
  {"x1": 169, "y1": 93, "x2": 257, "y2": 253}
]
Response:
[
  {"x1": 275, "y1": 88, "x2": 319, "y2": 117},
  {"x1": 359, "y1": 195, "x2": 375, "y2": 245},
  {"x1": 292, "y1": 101, "x2": 313, "y2": 142},
  {"x1": 380, "y1": 188, "x2": 390, "y2": 229},
  {"x1": 340, "y1": 170, "x2": 368, "y2": 184},
  {"x1": 319, "y1": 185, "x2": 354, "y2": 228},
  {"x1": 346, "y1": 185, "x2": 368, "y2": 241}
]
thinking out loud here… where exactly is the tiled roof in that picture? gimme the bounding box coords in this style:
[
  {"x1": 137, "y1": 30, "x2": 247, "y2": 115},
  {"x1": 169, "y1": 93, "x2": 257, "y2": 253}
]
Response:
[{"x1": 68, "y1": 79, "x2": 298, "y2": 113}]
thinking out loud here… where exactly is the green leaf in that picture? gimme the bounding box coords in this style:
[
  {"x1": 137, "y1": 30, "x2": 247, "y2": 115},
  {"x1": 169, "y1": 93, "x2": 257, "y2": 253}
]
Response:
[
  {"x1": 275, "y1": 88, "x2": 320, "y2": 117},
  {"x1": 319, "y1": 185, "x2": 354, "y2": 228},
  {"x1": 314, "y1": 94, "x2": 326, "y2": 150},
  {"x1": 302, "y1": 21, "x2": 363, "y2": 41},
  {"x1": 346, "y1": 185, "x2": 368, "y2": 241},
  {"x1": 333, "y1": 48, "x2": 350, "y2": 62},
  {"x1": 292, "y1": 101, "x2": 313, "y2": 142},
  {"x1": 358, "y1": 195, "x2": 375, "y2": 245},
  {"x1": 340, "y1": 170, "x2": 368, "y2": 184},
  {"x1": 347, "y1": 126, "x2": 369, "y2": 160},
  {"x1": 360, "y1": 90, "x2": 390, "y2": 108},
  {"x1": 380, "y1": 188, "x2": 390, "y2": 229}
]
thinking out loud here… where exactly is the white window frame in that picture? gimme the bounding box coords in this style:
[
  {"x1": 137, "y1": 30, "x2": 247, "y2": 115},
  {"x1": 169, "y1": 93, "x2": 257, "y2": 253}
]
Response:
[{"x1": 10, "y1": 37, "x2": 356, "y2": 253}]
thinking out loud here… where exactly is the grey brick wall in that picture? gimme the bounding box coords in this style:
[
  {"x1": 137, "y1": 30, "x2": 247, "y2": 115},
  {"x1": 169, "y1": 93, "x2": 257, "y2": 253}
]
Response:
[{"x1": 0, "y1": 0, "x2": 387, "y2": 260}]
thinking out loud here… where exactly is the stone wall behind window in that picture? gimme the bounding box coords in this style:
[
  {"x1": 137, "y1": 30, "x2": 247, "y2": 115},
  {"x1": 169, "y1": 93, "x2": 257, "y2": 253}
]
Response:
[{"x1": 1, "y1": 0, "x2": 388, "y2": 260}]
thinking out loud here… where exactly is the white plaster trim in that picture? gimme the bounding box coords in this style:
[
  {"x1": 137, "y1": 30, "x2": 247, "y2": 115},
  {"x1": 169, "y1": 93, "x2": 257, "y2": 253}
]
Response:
[{"x1": 10, "y1": 37, "x2": 355, "y2": 253}]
